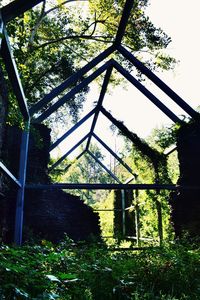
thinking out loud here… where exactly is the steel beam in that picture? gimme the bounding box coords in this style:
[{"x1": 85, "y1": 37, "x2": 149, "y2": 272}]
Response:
[
  {"x1": 164, "y1": 145, "x2": 177, "y2": 156},
  {"x1": 101, "y1": 106, "x2": 178, "y2": 154},
  {"x1": 30, "y1": 46, "x2": 115, "y2": 116},
  {"x1": 35, "y1": 60, "x2": 113, "y2": 123},
  {"x1": 92, "y1": 132, "x2": 135, "y2": 176},
  {"x1": 26, "y1": 183, "x2": 177, "y2": 190},
  {"x1": 62, "y1": 150, "x2": 86, "y2": 172},
  {"x1": 86, "y1": 66, "x2": 113, "y2": 150},
  {"x1": 87, "y1": 150, "x2": 122, "y2": 184},
  {"x1": 14, "y1": 121, "x2": 30, "y2": 245},
  {"x1": 112, "y1": 60, "x2": 181, "y2": 123},
  {"x1": 118, "y1": 45, "x2": 199, "y2": 120},
  {"x1": 49, "y1": 133, "x2": 90, "y2": 170},
  {"x1": 0, "y1": 13, "x2": 4, "y2": 49},
  {"x1": 1, "y1": 0, "x2": 43, "y2": 23},
  {"x1": 50, "y1": 108, "x2": 97, "y2": 152},
  {"x1": 1, "y1": 29, "x2": 29, "y2": 120},
  {"x1": 124, "y1": 175, "x2": 135, "y2": 184},
  {"x1": 114, "y1": 0, "x2": 135, "y2": 46},
  {"x1": 0, "y1": 162, "x2": 21, "y2": 187}
]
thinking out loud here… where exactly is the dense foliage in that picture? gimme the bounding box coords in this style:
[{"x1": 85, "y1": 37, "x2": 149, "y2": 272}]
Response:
[
  {"x1": 2, "y1": 0, "x2": 176, "y2": 127},
  {"x1": 0, "y1": 238, "x2": 199, "y2": 299}
]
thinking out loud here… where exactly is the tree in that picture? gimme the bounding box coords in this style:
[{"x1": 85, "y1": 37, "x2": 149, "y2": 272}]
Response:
[
  {"x1": 3, "y1": 0, "x2": 176, "y2": 126},
  {"x1": 50, "y1": 143, "x2": 112, "y2": 204}
]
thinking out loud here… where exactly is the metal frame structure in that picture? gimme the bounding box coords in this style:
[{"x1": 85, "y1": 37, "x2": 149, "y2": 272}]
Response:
[{"x1": 0, "y1": 0, "x2": 199, "y2": 245}]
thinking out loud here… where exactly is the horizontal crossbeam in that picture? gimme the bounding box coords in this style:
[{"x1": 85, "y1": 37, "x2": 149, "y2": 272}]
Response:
[{"x1": 25, "y1": 183, "x2": 178, "y2": 190}]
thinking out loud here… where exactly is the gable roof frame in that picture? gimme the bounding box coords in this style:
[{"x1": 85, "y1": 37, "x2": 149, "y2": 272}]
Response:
[{"x1": 0, "y1": 0, "x2": 199, "y2": 246}]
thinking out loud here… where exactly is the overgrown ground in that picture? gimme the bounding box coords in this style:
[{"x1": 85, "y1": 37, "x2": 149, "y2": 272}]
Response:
[{"x1": 0, "y1": 238, "x2": 199, "y2": 300}]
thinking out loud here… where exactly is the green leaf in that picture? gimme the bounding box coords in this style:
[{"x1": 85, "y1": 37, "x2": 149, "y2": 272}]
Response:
[{"x1": 58, "y1": 272, "x2": 78, "y2": 280}]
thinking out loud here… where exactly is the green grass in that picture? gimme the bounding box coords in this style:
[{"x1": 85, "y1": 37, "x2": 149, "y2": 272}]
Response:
[{"x1": 0, "y1": 238, "x2": 199, "y2": 299}]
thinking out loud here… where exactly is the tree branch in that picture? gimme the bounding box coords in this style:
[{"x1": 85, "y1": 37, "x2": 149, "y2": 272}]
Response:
[
  {"x1": 28, "y1": 0, "x2": 46, "y2": 48},
  {"x1": 44, "y1": 0, "x2": 87, "y2": 16},
  {"x1": 28, "y1": 0, "x2": 88, "y2": 48},
  {"x1": 33, "y1": 35, "x2": 113, "y2": 51}
]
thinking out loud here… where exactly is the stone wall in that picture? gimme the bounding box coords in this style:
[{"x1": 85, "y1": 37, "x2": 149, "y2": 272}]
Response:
[
  {"x1": 24, "y1": 189, "x2": 100, "y2": 243},
  {"x1": 1, "y1": 124, "x2": 101, "y2": 243},
  {"x1": 170, "y1": 120, "x2": 200, "y2": 238}
]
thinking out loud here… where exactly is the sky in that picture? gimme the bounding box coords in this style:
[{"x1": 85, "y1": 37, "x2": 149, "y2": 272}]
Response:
[
  {"x1": 52, "y1": 0, "x2": 200, "y2": 164},
  {"x1": 1, "y1": 0, "x2": 200, "y2": 165},
  {"x1": 100, "y1": 0, "x2": 200, "y2": 138}
]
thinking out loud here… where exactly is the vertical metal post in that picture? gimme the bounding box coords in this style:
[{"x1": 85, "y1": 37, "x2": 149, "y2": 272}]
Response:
[
  {"x1": 135, "y1": 188, "x2": 141, "y2": 247},
  {"x1": 14, "y1": 121, "x2": 30, "y2": 245},
  {"x1": 0, "y1": 12, "x2": 4, "y2": 49},
  {"x1": 156, "y1": 199, "x2": 163, "y2": 246},
  {"x1": 121, "y1": 189, "x2": 126, "y2": 237}
]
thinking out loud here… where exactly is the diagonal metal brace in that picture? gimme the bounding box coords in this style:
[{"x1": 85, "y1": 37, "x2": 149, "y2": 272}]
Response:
[
  {"x1": 49, "y1": 133, "x2": 90, "y2": 171},
  {"x1": 111, "y1": 59, "x2": 182, "y2": 123},
  {"x1": 50, "y1": 107, "x2": 97, "y2": 152},
  {"x1": 30, "y1": 46, "x2": 115, "y2": 116},
  {"x1": 35, "y1": 59, "x2": 114, "y2": 123},
  {"x1": 86, "y1": 66, "x2": 113, "y2": 150},
  {"x1": 1, "y1": 28, "x2": 29, "y2": 120},
  {"x1": 87, "y1": 150, "x2": 122, "y2": 184},
  {"x1": 92, "y1": 132, "x2": 136, "y2": 177},
  {"x1": 117, "y1": 45, "x2": 199, "y2": 120}
]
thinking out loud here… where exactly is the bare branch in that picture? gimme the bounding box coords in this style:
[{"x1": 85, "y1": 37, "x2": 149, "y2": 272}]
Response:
[
  {"x1": 28, "y1": 0, "x2": 88, "y2": 48},
  {"x1": 33, "y1": 35, "x2": 114, "y2": 51},
  {"x1": 44, "y1": 0, "x2": 87, "y2": 16}
]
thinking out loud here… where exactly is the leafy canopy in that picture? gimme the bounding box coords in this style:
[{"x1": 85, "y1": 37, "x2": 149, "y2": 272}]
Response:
[{"x1": 5, "y1": 0, "x2": 176, "y2": 125}]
